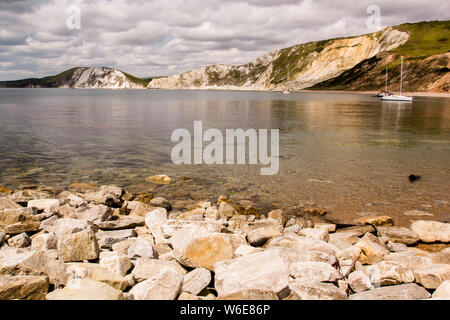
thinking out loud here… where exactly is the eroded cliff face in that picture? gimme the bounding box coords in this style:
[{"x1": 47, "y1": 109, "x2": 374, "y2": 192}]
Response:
[
  {"x1": 148, "y1": 27, "x2": 409, "y2": 91},
  {"x1": 60, "y1": 67, "x2": 146, "y2": 89}
]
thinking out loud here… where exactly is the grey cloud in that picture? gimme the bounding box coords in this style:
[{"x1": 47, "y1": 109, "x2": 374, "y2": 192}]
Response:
[{"x1": 0, "y1": 0, "x2": 448, "y2": 81}]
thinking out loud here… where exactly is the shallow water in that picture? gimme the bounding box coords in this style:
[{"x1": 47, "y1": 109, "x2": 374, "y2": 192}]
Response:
[{"x1": 0, "y1": 88, "x2": 449, "y2": 225}]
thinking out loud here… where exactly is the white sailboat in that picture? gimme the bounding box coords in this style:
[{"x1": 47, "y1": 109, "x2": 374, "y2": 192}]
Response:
[
  {"x1": 381, "y1": 56, "x2": 413, "y2": 102},
  {"x1": 375, "y1": 68, "x2": 392, "y2": 97}
]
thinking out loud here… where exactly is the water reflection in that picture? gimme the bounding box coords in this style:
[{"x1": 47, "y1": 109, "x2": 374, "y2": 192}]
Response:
[{"x1": 0, "y1": 89, "x2": 449, "y2": 224}]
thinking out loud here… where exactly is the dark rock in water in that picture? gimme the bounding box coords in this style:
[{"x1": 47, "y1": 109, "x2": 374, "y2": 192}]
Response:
[{"x1": 408, "y1": 175, "x2": 421, "y2": 182}]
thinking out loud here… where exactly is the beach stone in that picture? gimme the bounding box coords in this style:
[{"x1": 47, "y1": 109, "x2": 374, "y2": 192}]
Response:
[
  {"x1": 96, "y1": 216, "x2": 145, "y2": 230},
  {"x1": 65, "y1": 263, "x2": 129, "y2": 290},
  {"x1": 58, "y1": 228, "x2": 100, "y2": 262},
  {"x1": 299, "y1": 228, "x2": 329, "y2": 241},
  {"x1": 7, "y1": 233, "x2": 30, "y2": 248},
  {"x1": 336, "y1": 225, "x2": 375, "y2": 236},
  {"x1": 431, "y1": 248, "x2": 450, "y2": 264},
  {"x1": 366, "y1": 261, "x2": 415, "y2": 286},
  {"x1": 403, "y1": 210, "x2": 434, "y2": 217},
  {"x1": 286, "y1": 280, "x2": 347, "y2": 300},
  {"x1": 31, "y1": 233, "x2": 58, "y2": 251},
  {"x1": 0, "y1": 275, "x2": 48, "y2": 300},
  {"x1": 0, "y1": 209, "x2": 41, "y2": 235},
  {"x1": 75, "y1": 204, "x2": 112, "y2": 223},
  {"x1": 48, "y1": 218, "x2": 88, "y2": 239},
  {"x1": 182, "y1": 268, "x2": 211, "y2": 295},
  {"x1": 355, "y1": 233, "x2": 389, "y2": 264},
  {"x1": 219, "y1": 290, "x2": 279, "y2": 300},
  {"x1": 268, "y1": 209, "x2": 286, "y2": 226},
  {"x1": 85, "y1": 185, "x2": 123, "y2": 206},
  {"x1": 125, "y1": 201, "x2": 155, "y2": 217},
  {"x1": 353, "y1": 215, "x2": 394, "y2": 226},
  {"x1": 99, "y1": 251, "x2": 132, "y2": 276},
  {"x1": 246, "y1": 228, "x2": 281, "y2": 246},
  {"x1": 145, "y1": 174, "x2": 173, "y2": 185},
  {"x1": 150, "y1": 197, "x2": 172, "y2": 210},
  {"x1": 315, "y1": 223, "x2": 337, "y2": 233},
  {"x1": 348, "y1": 283, "x2": 431, "y2": 300},
  {"x1": 111, "y1": 238, "x2": 137, "y2": 254},
  {"x1": 410, "y1": 220, "x2": 450, "y2": 243},
  {"x1": 27, "y1": 199, "x2": 60, "y2": 213},
  {"x1": 96, "y1": 229, "x2": 136, "y2": 249},
  {"x1": 383, "y1": 252, "x2": 433, "y2": 271},
  {"x1": 132, "y1": 258, "x2": 186, "y2": 282},
  {"x1": 0, "y1": 250, "x2": 66, "y2": 285},
  {"x1": 267, "y1": 234, "x2": 337, "y2": 264},
  {"x1": 46, "y1": 279, "x2": 122, "y2": 300},
  {"x1": 377, "y1": 226, "x2": 419, "y2": 245},
  {"x1": 145, "y1": 207, "x2": 168, "y2": 228},
  {"x1": 218, "y1": 202, "x2": 236, "y2": 219},
  {"x1": 63, "y1": 194, "x2": 87, "y2": 208},
  {"x1": 348, "y1": 270, "x2": 374, "y2": 293},
  {"x1": 214, "y1": 250, "x2": 289, "y2": 297},
  {"x1": 386, "y1": 242, "x2": 408, "y2": 252},
  {"x1": 127, "y1": 238, "x2": 156, "y2": 260},
  {"x1": 432, "y1": 280, "x2": 450, "y2": 299},
  {"x1": 289, "y1": 261, "x2": 341, "y2": 282},
  {"x1": 0, "y1": 197, "x2": 22, "y2": 209},
  {"x1": 204, "y1": 206, "x2": 220, "y2": 220},
  {"x1": 413, "y1": 264, "x2": 450, "y2": 289},
  {"x1": 175, "y1": 234, "x2": 234, "y2": 271},
  {"x1": 234, "y1": 244, "x2": 264, "y2": 257},
  {"x1": 129, "y1": 268, "x2": 183, "y2": 300}
]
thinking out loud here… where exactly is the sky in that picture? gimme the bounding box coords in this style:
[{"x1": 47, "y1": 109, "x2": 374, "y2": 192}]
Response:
[{"x1": 0, "y1": 0, "x2": 449, "y2": 80}]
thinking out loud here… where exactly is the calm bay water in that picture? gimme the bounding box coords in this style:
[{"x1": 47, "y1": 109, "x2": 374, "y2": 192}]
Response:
[{"x1": 0, "y1": 88, "x2": 449, "y2": 225}]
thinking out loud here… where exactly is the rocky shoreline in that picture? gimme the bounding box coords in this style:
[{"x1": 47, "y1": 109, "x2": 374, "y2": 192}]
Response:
[{"x1": 0, "y1": 177, "x2": 449, "y2": 300}]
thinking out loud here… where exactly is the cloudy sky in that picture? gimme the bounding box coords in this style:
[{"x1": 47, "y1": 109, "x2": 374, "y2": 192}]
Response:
[{"x1": 0, "y1": 0, "x2": 448, "y2": 80}]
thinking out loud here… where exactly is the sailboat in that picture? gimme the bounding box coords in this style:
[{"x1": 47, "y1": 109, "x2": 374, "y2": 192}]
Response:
[
  {"x1": 381, "y1": 56, "x2": 413, "y2": 102},
  {"x1": 283, "y1": 68, "x2": 290, "y2": 94},
  {"x1": 375, "y1": 68, "x2": 392, "y2": 97}
]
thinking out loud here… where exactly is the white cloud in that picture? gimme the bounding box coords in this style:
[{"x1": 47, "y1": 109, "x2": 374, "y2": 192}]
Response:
[{"x1": 0, "y1": 0, "x2": 449, "y2": 80}]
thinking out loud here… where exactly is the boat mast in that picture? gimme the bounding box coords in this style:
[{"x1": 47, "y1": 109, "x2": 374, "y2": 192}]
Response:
[
  {"x1": 385, "y1": 68, "x2": 388, "y2": 92},
  {"x1": 400, "y1": 56, "x2": 403, "y2": 96}
]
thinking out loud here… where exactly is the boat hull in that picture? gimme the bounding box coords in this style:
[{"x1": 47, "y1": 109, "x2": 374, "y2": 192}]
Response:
[{"x1": 381, "y1": 95, "x2": 413, "y2": 102}]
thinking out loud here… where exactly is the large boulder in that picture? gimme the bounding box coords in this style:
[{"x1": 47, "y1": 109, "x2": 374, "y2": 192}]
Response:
[
  {"x1": 129, "y1": 269, "x2": 183, "y2": 300},
  {"x1": 96, "y1": 216, "x2": 144, "y2": 230},
  {"x1": 0, "y1": 250, "x2": 67, "y2": 285},
  {"x1": 46, "y1": 218, "x2": 88, "y2": 239},
  {"x1": 0, "y1": 208, "x2": 41, "y2": 235},
  {"x1": 65, "y1": 263, "x2": 129, "y2": 290},
  {"x1": 31, "y1": 233, "x2": 58, "y2": 251},
  {"x1": 27, "y1": 199, "x2": 60, "y2": 213},
  {"x1": 7, "y1": 233, "x2": 30, "y2": 248},
  {"x1": 214, "y1": 250, "x2": 289, "y2": 297},
  {"x1": 383, "y1": 252, "x2": 433, "y2": 271},
  {"x1": 99, "y1": 251, "x2": 132, "y2": 276},
  {"x1": 181, "y1": 268, "x2": 211, "y2": 295},
  {"x1": 174, "y1": 234, "x2": 234, "y2": 271},
  {"x1": 58, "y1": 228, "x2": 100, "y2": 262},
  {"x1": 75, "y1": 204, "x2": 112, "y2": 223},
  {"x1": 286, "y1": 280, "x2": 347, "y2": 300},
  {"x1": 0, "y1": 275, "x2": 48, "y2": 300},
  {"x1": 355, "y1": 233, "x2": 389, "y2": 264},
  {"x1": 366, "y1": 261, "x2": 415, "y2": 286},
  {"x1": 96, "y1": 229, "x2": 137, "y2": 249},
  {"x1": 127, "y1": 238, "x2": 156, "y2": 260},
  {"x1": 377, "y1": 227, "x2": 420, "y2": 245},
  {"x1": 132, "y1": 258, "x2": 186, "y2": 282},
  {"x1": 84, "y1": 185, "x2": 123, "y2": 206},
  {"x1": 289, "y1": 262, "x2": 341, "y2": 282},
  {"x1": 348, "y1": 270, "x2": 373, "y2": 293},
  {"x1": 348, "y1": 283, "x2": 431, "y2": 300},
  {"x1": 413, "y1": 264, "x2": 450, "y2": 289},
  {"x1": 46, "y1": 279, "x2": 123, "y2": 300},
  {"x1": 246, "y1": 228, "x2": 281, "y2": 247},
  {"x1": 410, "y1": 221, "x2": 450, "y2": 243},
  {"x1": 432, "y1": 280, "x2": 450, "y2": 299}
]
